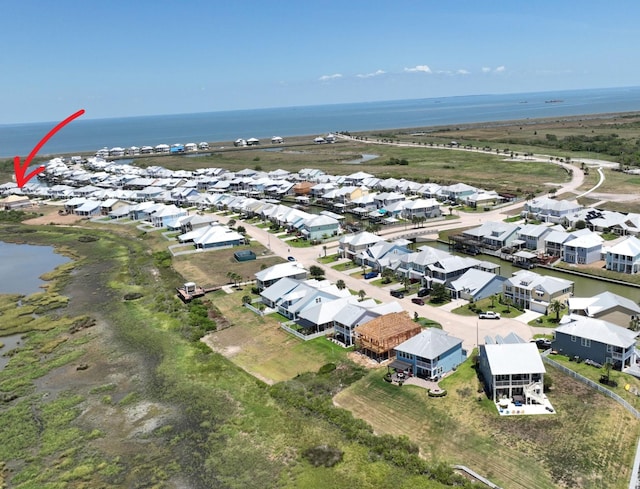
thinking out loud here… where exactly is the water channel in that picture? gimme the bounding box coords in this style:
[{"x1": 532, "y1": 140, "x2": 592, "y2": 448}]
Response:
[{"x1": 422, "y1": 240, "x2": 640, "y2": 301}]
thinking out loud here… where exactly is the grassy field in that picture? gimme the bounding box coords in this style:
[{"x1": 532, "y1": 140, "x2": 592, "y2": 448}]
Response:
[
  {"x1": 334, "y1": 358, "x2": 640, "y2": 489},
  {"x1": 203, "y1": 291, "x2": 350, "y2": 383},
  {"x1": 360, "y1": 112, "x2": 640, "y2": 162}
]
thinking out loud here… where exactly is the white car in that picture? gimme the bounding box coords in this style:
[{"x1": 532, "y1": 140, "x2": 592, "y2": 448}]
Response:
[{"x1": 478, "y1": 311, "x2": 501, "y2": 320}]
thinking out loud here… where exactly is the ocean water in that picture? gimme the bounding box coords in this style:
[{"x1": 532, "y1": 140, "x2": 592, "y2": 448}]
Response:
[{"x1": 2, "y1": 86, "x2": 640, "y2": 158}]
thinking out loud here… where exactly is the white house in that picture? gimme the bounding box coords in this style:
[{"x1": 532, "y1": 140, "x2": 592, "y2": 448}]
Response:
[{"x1": 605, "y1": 236, "x2": 640, "y2": 273}]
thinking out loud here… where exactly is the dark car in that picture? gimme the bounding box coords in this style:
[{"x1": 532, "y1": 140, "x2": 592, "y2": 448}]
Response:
[
  {"x1": 287, "y1": 256, "x2": 296, "y2": 262},
  {"x1": 363, "y1": 271, "x2": 379, "y2": 279},
  {"x1": 417, "y1": 288, "x2": 429, "y2": 298},
  {"x1": 390, "y1": 289, "x2": 405, "y2": 299},
  {"x1": 411, "y1": 297, "x2": 425, "y2": 306},
  {"x1": 534, "y1": 338, "x2": 552, "y2": 350}
]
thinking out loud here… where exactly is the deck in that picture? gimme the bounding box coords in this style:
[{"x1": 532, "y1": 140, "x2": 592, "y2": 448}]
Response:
[{"x1": 176, "y1": 285, "x2": 220, "y2": 302}]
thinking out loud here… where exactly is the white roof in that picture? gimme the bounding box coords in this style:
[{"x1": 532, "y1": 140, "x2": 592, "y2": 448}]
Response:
[
  {"x1": 255, "y1": 262, "x2": 307, "y2": 282},
  {"x1": 483, "y1": 343, "x2": 545, "y2": 375}
]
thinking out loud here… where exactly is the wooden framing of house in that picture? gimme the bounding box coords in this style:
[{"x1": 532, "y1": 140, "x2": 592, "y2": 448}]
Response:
[{"x1": 354, "y1": 312, "x2": 421, "y2": 361}]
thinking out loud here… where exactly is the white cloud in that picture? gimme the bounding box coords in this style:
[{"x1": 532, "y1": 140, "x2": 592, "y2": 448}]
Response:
[
  {"x1": 481, "y1": 67, "x2": 491, "y2": 73},
  {"x1": 495, "y1": 65, "x2": 506, "y2": 73},
  {"x1": 356, "y1": 69, "x2": 386, "y2": 78},
  {"x1": 457, "y1": 69, "x2": 470, "y2": 75},
  {"x1": 319, "y1": 73, "x2": 343, "y2": 81},
  {"x1": 404, "y1": 65, "x2": 432, "y2": 74}
]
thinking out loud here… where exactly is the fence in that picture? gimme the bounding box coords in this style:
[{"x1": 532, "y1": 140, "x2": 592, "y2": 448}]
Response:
[
  {"x1": 243, "y1": 302, "x2": 265, "y2": 316},
  {"x1": 280, "y1": 323, "x2": 334, "y2": 341},
  {"x1": 542, "y1": 352, "x2": 640, "y2": 489},
  {"x1": 542, "y1": 353, "x2": 640, "y2": 419}
]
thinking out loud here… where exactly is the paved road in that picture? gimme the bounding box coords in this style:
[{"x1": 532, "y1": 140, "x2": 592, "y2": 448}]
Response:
[{"x1": 214, "y1": 142, "x2": 617, "y2": 352}]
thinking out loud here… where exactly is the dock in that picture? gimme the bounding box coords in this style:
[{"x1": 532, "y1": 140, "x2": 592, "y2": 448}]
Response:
[{"x1": 176, "y1": 282, "x2": 219, "y2": 302}]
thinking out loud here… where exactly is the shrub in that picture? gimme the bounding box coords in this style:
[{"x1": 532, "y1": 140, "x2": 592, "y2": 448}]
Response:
[
  {"x1": 318, "y1": 363, "x2": 337, "y2": 375},
  {"x1": 302, "y1": 445, "x2": 343, "y2": 467},
  {"x1": 77, "y1": 235, "x2": 99, "y2": 242}
]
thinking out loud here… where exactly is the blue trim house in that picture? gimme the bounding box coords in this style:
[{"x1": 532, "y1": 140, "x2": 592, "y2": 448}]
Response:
[
  {"x1": 553, "y1": 314, "x2": 639, "y2": 370},
  {"x1": 394, "y1": 328, "x2": 466, "y2": 380},
  {"x1": 300, "y1": 215, "x2": 340, "y2": 241}
]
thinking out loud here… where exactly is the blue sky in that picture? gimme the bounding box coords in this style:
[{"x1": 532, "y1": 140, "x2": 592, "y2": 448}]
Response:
[{"x1": 2, "y1": 0, "x2": 639, "y2": 124}]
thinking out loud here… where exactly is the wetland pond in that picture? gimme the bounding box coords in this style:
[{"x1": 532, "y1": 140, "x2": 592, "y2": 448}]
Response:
[{"x1": 0, "y1": 240, "x2": 71, "y2": 368}]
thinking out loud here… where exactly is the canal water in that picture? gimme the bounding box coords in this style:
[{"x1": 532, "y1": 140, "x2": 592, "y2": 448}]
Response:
[{"x1": 422, "y1": 240, "x2": 640, "y2": 302}]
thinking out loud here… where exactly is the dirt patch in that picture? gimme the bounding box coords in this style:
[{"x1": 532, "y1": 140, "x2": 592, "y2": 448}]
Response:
[
  {"x1": 347, "y1": 351, "x2": 381, "y2": 369},
  {"x1": 22, "y1": 205, "x2": 83, "y2": 226}
]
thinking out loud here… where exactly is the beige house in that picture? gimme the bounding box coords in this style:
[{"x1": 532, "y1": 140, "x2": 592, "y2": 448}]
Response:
[
  {"x1": 568, "y1": 291, "x2": 640, "y2": 328},
  {"x1": 503, "y1": 270, "x2": 573, "y2": 314},
  {"x1": 1, "y1": 194, "x2": 31, "y2": 210}
]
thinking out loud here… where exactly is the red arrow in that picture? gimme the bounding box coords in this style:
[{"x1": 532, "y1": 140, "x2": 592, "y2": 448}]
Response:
[{"x1": 14, "y1": 109, "x2": 85, "y2": 188}]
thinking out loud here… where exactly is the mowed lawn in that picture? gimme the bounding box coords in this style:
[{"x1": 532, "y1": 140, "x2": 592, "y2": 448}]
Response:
[
  {"x1": 203, "y1": 290, "x2": 348, "y2": 383},
  {"x1": 333, "y1": 358, "x2": 640, "y2": 489}
]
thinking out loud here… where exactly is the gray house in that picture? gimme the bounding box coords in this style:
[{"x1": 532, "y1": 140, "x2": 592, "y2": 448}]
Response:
[
  {"x1": 448, "y1": 269, "x2": 506, "y2": 301},
  {"x1": 478, "y1": 333, "x2": 546, "y2": 404},
  {"x1": 553, "y1": 314, "x2": 639, "y2": 370}
]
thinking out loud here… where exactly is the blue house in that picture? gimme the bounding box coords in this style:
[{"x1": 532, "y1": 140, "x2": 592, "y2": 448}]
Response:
[
  {"x1": 553, "y1": 314, "x2": 639, "y2": 370},
  {"x1": 562, "y1": 233, "x2": 603, "y2": 265},
  {"x1": 301, "y1": 215, "x2": 340, "y2": 241},
  {"x1": 394, "y1": 328, "x2": 466, "y2": 380}
]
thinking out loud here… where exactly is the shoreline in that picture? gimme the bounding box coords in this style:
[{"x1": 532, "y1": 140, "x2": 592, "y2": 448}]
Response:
[{"x1": 4, "y1": 109, "x2": 640, "y2": 160}]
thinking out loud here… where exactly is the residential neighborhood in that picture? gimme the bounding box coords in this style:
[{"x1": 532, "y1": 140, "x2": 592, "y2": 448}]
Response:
[{"x1": 0, "y1": 152, "x2": 640, "y2": 424}]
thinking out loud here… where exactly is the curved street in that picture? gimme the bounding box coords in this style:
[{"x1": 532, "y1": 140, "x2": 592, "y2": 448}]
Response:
[{"x1": 217, "y1": 143, "x2": 615, "y2": 352}]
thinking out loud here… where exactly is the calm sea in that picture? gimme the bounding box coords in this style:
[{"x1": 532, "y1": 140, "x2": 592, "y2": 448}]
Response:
[{"x1": 2, "y1": 86, "x2": 640, "y2": 158}]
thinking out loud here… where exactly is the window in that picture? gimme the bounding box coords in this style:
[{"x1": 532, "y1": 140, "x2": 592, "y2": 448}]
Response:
[
  {"x1": 571, "y1": 335, "x2": 577, "y2": 342},
  {"x1": 581, "y1": 338, "x2": 591, "y2": 348},
  {"x1": 607, "y1": 344, "x2": 613, "y2": 352}
]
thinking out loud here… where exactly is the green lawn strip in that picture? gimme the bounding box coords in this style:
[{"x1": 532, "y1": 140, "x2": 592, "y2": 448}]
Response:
[
  {"x1": 451, "y1": 296, "x2": 523, "y2": 319},
  {"x1": 331, "y1": 261, "x2": 358, "y2": 271},
  {"x1": 552, "y1": 261, "x2": 640, "y2": 286}
]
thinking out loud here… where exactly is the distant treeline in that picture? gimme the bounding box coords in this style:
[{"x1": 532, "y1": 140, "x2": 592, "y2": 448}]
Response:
[{"x1": 508, "y1": 133, "x2": 640, "y2": 166}]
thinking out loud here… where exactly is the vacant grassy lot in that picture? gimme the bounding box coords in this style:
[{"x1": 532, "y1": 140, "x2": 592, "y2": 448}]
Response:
[
  {"x1": 203, "y1": 291, "x2": 348, "y2": 383},
  {"x1": 334, "y1": 358, "x2": 640, "y2": 489},
  {"x1": 172, "y1": 244, "x2": 282, "y2": 287}
]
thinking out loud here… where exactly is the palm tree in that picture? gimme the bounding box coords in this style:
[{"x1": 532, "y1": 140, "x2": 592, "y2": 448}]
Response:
[
  {"x1": 358, "y1": 289, "x2": 366, "y2": 301},
  {"x1": 323, "y1": 245, "x2": 327, "y2": 257},
  {"x1": 549, "y1": 300, "x2": 563, "y2": 322},
  {"x1": 336, "y1": 279, "x2": 346, "y2": 290}
]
